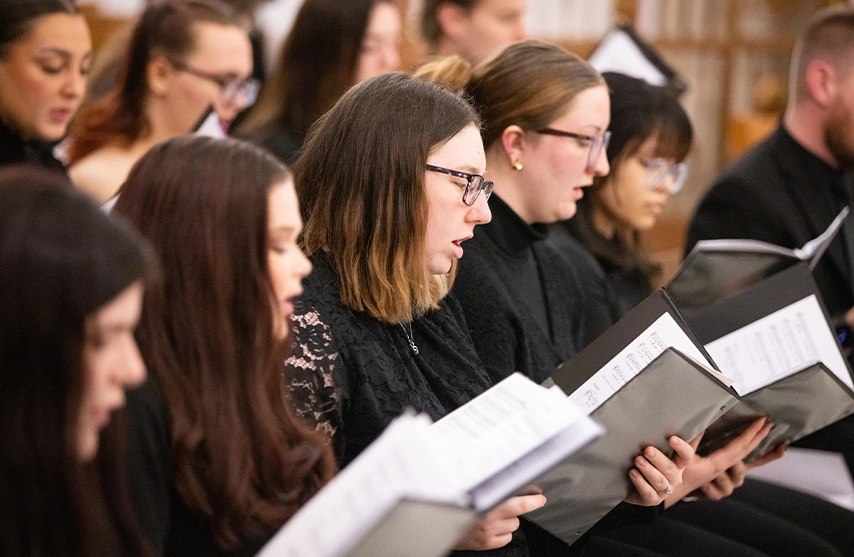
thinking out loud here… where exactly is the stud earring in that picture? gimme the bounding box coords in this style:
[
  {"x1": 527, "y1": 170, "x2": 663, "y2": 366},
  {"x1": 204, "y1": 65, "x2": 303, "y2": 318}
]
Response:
[{"x1": 513, "y1": 162, "x2": 523, "y2": 171}]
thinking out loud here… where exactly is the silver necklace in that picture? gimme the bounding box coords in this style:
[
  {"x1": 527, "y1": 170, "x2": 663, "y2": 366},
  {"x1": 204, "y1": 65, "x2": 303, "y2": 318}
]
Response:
[{"x1": 399, "y1": 322, "x2": 419, "y2": 355}]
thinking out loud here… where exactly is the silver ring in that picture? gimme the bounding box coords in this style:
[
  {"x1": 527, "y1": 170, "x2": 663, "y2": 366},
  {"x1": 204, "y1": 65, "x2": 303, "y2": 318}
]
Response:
[{"x1": 658, "y1": 485, "x2": 672, "y2": 496}]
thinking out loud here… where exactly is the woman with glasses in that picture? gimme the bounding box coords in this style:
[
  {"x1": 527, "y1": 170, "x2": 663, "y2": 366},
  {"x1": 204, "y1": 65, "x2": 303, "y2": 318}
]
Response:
[
  {"x1": 286, "y1": 71, "x2": 555, "y2": 554},
  {"x1": 419, "y1": 44, "x2": 836, "y2": 557},
  {"x1": 550, "y1": 71, "x2": 854, "y2": 557},
  {"x1": 0, "y1": 0, "x2": 91, "y2": 172},
  {"x1": 551, "y1": 72, "x2": 691, "y2": 345},
  {"x1": 114, "y1": 136, "x2": 335, "y2": 556},
  {"x1": 236, "y1": 0, "x2": 401, "y2": 166},
  {"x1": 66, "y1": 0, "x2": 256, "y2": 205},
  {"x1": 0, "y1": 166, "x2": 154, "y2": 557}
]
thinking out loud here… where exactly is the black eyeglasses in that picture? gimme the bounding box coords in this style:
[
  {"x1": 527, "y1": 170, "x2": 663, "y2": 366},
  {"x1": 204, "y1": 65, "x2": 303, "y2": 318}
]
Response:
[
  {"x1": 168, "y1": 59, "x2": 260, "y2": 107},
  {"x1": 426, "y1": 164, "x2": 494, "y2": 206},
  {"x1": 536, "y1": 128, "x2": 611, "y2": 170}
]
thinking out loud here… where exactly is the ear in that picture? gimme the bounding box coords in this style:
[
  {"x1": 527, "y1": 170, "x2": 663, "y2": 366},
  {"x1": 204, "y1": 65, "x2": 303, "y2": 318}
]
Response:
[
  {"x1": 500, "y1": 125, "x2": 526, "y2": 168},
  {"x1": 436, "y1": 2, "x2": 468, "y2": 43},
  {"x1": 147, "y1": 56, "x2": 173, "y2": 97},
  {"x1": 804, "y1": 59, "x2": 837, "y2": 108}
]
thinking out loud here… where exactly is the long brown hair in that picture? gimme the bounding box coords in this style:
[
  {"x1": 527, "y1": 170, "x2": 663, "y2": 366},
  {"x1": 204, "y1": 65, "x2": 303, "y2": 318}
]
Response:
[
  {"x1": 0, "y1": 166, "x2": 154, "y2": 557},
  {"x1": 66, "y1": 0, "x2": 237, "y2": 163},
  {"x1": 235, "y1": 0, "x2": 394, "y2": 147},
  {"x1": 295, "y1": 72, "x2": 480, "y2": 323},
  {"x1": 114, "y1": 136, "x2": 335, "y2": 550}
]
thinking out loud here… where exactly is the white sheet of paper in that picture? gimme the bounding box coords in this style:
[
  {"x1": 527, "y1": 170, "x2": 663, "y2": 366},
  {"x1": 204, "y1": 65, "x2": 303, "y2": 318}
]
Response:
[
  {"x1": 258, "y1": 413, "x2": 464, "y2": 557},
  {"x1": 430, "y1": 374, "x2": 586, "y2": 494},
  {"x1": 704, "y1": 295, "x2": 852, "y2": 394},
  {"x1": 747, "y1": 447, "x2": 854, "y2": 511},
  {"x1": 568, "y1": 313, "x2": 711, "y2": 414}
]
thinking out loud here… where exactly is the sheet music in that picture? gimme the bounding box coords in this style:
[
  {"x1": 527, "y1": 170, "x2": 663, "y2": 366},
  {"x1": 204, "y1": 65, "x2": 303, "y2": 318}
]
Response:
[
  {"x1": 430, "y1": 374, "x2": 586, "y2": 494},
  {"x1": 568, "y1": 313, "x2": 711, "y2": 414},
  {"x1": 258, "y1": 413, "x2": 464, "y2": 557},
  {"x1": 705, "y1": 294, "x2": 853, "y2": 394}
]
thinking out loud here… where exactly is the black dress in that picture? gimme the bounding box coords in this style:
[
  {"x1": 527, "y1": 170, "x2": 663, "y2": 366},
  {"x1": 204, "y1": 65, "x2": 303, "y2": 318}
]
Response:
[
  {"x1": 125, "y1": 381, "x2": 274, "y2": 557},
  {"x1": 286, "y1": 254, "x2": 535, "y2": 557},
  {"x1": 0, "y1": 119, "x2": 67, "y2": 173}
]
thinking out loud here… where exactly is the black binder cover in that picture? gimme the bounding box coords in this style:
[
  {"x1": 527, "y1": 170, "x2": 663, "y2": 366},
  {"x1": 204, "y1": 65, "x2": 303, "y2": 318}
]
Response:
[
  {"x1": 526, "y1": 348, "x2": 737, "y2": 545},
  {"x1": 681, "y1": 263, "x2": 854, "y2": 458}
]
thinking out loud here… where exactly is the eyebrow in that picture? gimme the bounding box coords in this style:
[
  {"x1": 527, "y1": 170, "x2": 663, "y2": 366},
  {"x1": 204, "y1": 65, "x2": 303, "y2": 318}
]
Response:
[{"x1": 36, "y1": 48, "x2": 93, "y2": 60}]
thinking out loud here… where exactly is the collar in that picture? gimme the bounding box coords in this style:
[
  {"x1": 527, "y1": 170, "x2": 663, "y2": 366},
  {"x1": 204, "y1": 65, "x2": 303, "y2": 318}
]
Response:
[{"x1": 479, "y1": 194, "x2": 549, "y2": 257}]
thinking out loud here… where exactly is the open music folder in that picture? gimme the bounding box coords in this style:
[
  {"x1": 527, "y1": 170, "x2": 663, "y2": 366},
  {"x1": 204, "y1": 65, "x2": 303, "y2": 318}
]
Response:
[
  {"x1": 524, "y1": 290, "x2": 739, "y2": 545},
  {"x1": 668, "y1": 207, "x2": 848, "y2": 309},
  {"x1": 257, "y1": 374, "x2": 603, "y2": 557},
  {"x1": 680, "y1": 263, "x2": 854, "y2": 460}
]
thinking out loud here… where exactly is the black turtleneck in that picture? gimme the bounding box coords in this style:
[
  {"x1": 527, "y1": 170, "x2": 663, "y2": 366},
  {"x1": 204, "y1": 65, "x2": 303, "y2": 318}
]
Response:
[
  {"x1": 0, "y1": 118, "x2": 67, "y2": 173},
  {"x1": 452, "y1": 194, "x2": 587, "y2": 385}
]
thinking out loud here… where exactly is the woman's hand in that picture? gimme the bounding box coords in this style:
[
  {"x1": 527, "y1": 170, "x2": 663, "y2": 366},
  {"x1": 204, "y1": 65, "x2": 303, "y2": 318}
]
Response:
[
  {"x1": 453, "y1": 494, "x2": 547, "y2": 551},
  {"x1": 697, "y1": 435, "x2": 787, "y2": 501},
  {"x1": 624, "y1": 435, "x2": 695, "y2": 506},
  {"x1": 665, "y1": 417, "x2": 773, "y2": 507}
]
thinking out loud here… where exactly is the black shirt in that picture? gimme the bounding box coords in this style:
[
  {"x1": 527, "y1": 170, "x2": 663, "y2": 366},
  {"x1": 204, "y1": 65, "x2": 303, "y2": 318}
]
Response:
[{"x1": 0, "y1": 119, "x2": 67, "y2": 173}]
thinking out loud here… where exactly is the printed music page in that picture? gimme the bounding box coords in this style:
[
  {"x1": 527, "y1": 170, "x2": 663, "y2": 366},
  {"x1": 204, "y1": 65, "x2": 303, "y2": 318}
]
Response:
[
  {"x1": 568, "y1": 313, "x2": 711, "y2": 414},
  {"x1": 705, "y1": 294, "x2": 852, "y2": 394}
]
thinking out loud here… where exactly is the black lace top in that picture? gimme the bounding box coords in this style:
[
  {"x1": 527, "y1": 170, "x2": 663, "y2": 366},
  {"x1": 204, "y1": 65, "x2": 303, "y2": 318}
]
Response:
[{"x1": 286, "y1": 254, "x2": 534, "y2": 557}]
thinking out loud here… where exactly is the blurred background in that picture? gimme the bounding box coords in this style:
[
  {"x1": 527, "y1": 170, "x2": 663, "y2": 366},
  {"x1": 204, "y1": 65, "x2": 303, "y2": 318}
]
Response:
[{"x1": 76, "y1": 0, "x2": 853, "y2": 281}]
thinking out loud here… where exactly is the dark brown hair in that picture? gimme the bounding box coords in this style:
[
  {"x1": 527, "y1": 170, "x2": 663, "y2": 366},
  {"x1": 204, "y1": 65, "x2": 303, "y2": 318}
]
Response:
[
  {"x1": 0, "y1": 165, "x2": 154, "y2": 557},
  {"x1": 571, "y1": 72, "x2": 693, "y2": 278},
  {"x1": 66, "y1": 0, "x2": 238, "y2": 163},
  {"x1": 295, "y1": 72, "x2": 480, "y2": 323},
  {"x1": 0, "y1": 0, "x2": 78, "y2": 57},
  {"x1": 114, "y1": 136, "x2": 335, "y2": 550},
  {"x1": 236, "y1": 0, "x2": 394, "y2": 152}
]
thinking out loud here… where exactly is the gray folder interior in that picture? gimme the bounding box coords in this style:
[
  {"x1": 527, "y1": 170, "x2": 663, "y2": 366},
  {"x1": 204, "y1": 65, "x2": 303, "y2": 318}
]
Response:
[
  {"x1": 524, "y1": 348, "x2": 737, "y2": 545},
  {"x1": 700, "y1": 363, "x2": 854, "y2": 461},
  {"x1": 347, "y1": 499, "x2": 476, "y2": 557}
]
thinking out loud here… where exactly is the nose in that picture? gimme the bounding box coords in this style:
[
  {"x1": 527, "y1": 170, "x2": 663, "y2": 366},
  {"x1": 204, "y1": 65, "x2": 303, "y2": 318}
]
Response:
[
  {"x1": 295, "y1": 247, "x2": 313, "y2": 280},
  {"x1": 63, "y1": 67, "x2": 87, "y2": 101},
  {"x1": 469, "y1": 192, "x2": 492, "y2": 225},
  {"x1": 588, "y1": 149, "x2": 610, "y2": 177},
  {"x1": 121, "y1": 337, "x2": 147, "y2": 388}
]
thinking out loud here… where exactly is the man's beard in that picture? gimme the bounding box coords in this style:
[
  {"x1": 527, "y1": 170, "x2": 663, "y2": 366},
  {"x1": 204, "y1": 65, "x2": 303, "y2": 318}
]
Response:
[{"x1": 824, "y1": 98, "x2": 854, "y2": 169}]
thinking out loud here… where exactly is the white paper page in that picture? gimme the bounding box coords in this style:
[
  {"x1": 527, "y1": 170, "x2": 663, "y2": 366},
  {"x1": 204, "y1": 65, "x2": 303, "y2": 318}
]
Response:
[
  {"x1": 705, "y1": 295, "x2": 852, "y2": 394},
  {"x1": 569, "y1": 313, "x2": 710, "y2": 414},
  {"x1": 258, "y1": 413, "x2": 464, "y2": 557},
  {"x1": 747, "y1": 447, "x2": 854, "y2": 511},
  {"x1": 430, "y1": 373, "x2": 584, "y2": 494},
  {"x1": 588, "y1": 29, "x2": 668, "y2": 86}
]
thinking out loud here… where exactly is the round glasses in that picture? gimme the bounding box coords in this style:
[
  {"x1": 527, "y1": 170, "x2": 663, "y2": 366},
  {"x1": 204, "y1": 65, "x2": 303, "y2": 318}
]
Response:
[
  {"x1": 426, "y1": 164, "x2": 494, "y2": 206},
  {"x1": 536, "y1": 128, "x2": 611, "y2": 171},
  {"x1": 638, "y1": 157, "x2": 688, "y2": 193},
  {"x1": 169, "y1": 59, "x2": 260, "y2": 107}
]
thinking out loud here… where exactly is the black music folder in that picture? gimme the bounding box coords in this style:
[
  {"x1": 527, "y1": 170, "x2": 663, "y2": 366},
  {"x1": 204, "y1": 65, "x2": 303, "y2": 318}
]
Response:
[
  {"x1": 668, "y1": 207, "x2": 848, "y2": 309},
  {"x1": 526, "y1": 290, "x2": 739, "y2": 545},
  {"x1": 682, "y1": 263, "x2": 854, "y2": 460},
  {"x1": 258, "y1": 374, "x2": 604, "y2": 557}
]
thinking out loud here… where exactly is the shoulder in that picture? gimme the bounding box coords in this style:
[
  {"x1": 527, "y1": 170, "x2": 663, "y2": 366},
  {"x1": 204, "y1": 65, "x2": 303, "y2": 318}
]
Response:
[{"x1": 68, "y1": 146, "x2": 135, "y2": 204}]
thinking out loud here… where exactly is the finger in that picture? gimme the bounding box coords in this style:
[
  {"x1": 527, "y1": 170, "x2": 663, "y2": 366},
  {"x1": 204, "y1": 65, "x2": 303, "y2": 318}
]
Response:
[
  {"x1": 635, "y1": 453, "x2": 673, "y2": 494},
  {"x1": 712, "y1": 471, "x2": 734, "y2": 496},
  {"x1": 669, "y1": 435, "x2": 696, "y2": 469},
  {"x1": 489, "y1": 494, "x2": 547, "y2": 519},
  {"x1": 628, "y1": 467, "x2": 665, "y2": 505},
  {"x1": 746, "y1": 441, "x2": 787, "y2": 470},
  {"x1": 702, "y1": 481, "x2": 727, "y2": 501},
  {"x1": 708, "y1": 418, "x2": 768, "y2": 466},
  {"x1": 638, "y1": 446, "x2": 681, "y2": 487},
  {"x1": 726, "y1": 462, "x2": 748, "y2": 488}
]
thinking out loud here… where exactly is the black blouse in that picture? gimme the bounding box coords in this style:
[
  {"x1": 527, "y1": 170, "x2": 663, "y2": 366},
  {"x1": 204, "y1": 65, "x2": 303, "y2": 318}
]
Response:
[
  {"x1": 286, "y1": 254, "x2": 534, "y2": 557},
  {"x1": 0, "y1": 119, "x2": 67, "y2": 173}
]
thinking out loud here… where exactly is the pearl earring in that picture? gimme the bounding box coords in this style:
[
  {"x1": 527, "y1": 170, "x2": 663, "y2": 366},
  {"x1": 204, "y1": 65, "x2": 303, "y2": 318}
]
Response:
[{"x1": 513, "y1": 162, "x2": 523, "y2": 171}]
